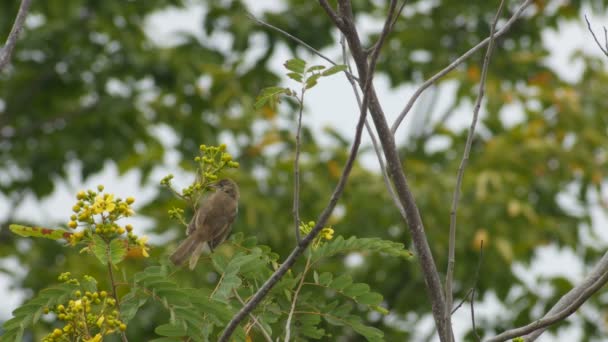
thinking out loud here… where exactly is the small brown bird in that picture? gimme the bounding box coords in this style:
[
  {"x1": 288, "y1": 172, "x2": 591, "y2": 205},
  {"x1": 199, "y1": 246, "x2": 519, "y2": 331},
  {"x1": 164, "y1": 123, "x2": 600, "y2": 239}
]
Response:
[{"x1": 170, "y1": 179, "x2": 239, "y2": 269}]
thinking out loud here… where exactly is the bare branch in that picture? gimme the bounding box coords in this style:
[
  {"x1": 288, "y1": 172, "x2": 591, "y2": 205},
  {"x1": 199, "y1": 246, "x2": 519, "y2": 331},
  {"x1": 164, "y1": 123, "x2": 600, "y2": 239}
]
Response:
[
  {"x1": 339, "y1": 35, "x2": 407, "y2": 220},
  {"x1": 445, "y1": 2, "x2": 505, "y2": 341},
  {"x1": 293, "y1": 90, "x2": 305, "y2": 243},
  {"x1": 284, "y1": 255, "x2": 311, "y2": 341},
  {"x1": 325, "y1": 1, "x2": 450, "y2": 340},
  {"x1": 318, "y1": 0, "x2": 344, "y2": 29},
  {"x1": 246, "y1": 10, "x2": 356, "y2": 80},
  {"x1": 0, "y1": 0, "x2": 33, "y2": 71},
  {"x1": 232, "y1": 289, "x2": 273, "y2": 342},
  {"x1": 521, "y1": 250, "x2": 608, "y2": 341},
  {"x1": 487, "y1": 252, "x2": 608, "y2": 342},
  {"x1": 391, "y1": 0, "x2": 533, "y2": 135},
  {"x1": 470, "y1": 241, "x2": 484, "y2": 342},
  {"x1": 584, "y1": 14, "x2": 608, "y2": 57}
]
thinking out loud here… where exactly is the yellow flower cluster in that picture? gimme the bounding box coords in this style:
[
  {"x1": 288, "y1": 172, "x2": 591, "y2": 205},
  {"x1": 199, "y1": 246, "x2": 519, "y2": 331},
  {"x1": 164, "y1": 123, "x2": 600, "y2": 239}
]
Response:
[
  {"x1": 42, "y1": 275, "x2": 126, "y2": 342},
  {"x1": 299, "y1": 221, "x2": 335, "y2": 248},
  {"x1": 66, "y1": 186, "x2": 149, "y2": 259}
]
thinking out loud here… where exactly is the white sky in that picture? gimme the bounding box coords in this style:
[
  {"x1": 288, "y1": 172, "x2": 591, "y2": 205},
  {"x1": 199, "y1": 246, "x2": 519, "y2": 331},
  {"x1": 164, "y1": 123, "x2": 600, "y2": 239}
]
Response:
[{"x1": 1, "y1": 2, "x2": 607, "y2": 341}]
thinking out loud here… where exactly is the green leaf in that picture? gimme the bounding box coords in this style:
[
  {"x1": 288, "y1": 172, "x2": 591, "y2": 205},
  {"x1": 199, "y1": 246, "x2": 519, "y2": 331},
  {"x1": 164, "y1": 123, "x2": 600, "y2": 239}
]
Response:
[
  {"x1": 109, "y1": 238, "x2": 127, "y2": 265},
  {"x1": 322, "y1": 64, "x2": 347, "y2": 76},
  {"x1": 306, "y1": 65, "x2": 326, "y2": 73},
  {"x1": 155, "y1": 322, "x2": 188, "y2": 337},
  {"x1": 355, "y1": 292, "x2": 383, "y2": 305},
  {"x1": 312, "y1": 236, "x2": 413, "y2": 263},
  {"x1": 9, "y1": 224, "x2": 72, "y2": 241},
  {"x1": 305, "y1": 73, "x2": 322, "y2": 89},
  {"x1": 343, "y1": 283, "x2": 370, "y2": 297},
  {"x1": 120, "y1": 291, "x2": 148, "y2": 324},
  {"x1": 254, "y1": 86, "x2": 290, "y2": 109},
  {"x1": 318, "y1": 272, "x2": 333, "y2": 286},
  {"x1": 287, "y1": 72, "x2": 303, "y2": 82},
  {"x1": 284, "y1": 58, "x2": 306, "y2": 74},
  {"x1": 330, "y1": 274, "x2": 353, "y2": 291},
  {"x1": 91, "y1": 234, "x2": 110, "y2": 265}
]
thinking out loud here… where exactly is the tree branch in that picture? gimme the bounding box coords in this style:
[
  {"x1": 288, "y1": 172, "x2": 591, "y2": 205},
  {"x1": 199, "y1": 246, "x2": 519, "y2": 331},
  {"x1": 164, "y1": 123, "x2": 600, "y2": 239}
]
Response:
[
  {"x1": 339, "y1": 34, "x2": 407, "y2": 220},
  {"x1": 519, "y1": 250, "x2": 608, "y2": 341},
  {"x1": 445, "y1": 2, "x2": 505, "y2": 341},
  {"x1": 0, "y1": 0, "x2": 33, "y2": 71},
  {"x1": 323, "y1": 0, "x2": 450, "y2": 340},
  {"x1": 584, "y1": 14, "x2": 608, "y2": 57},
  {"x1": 390, "y1": 0, "x2": 533, "y2": 135},
  {"x1": 487, "y1": 251, "x2": 608, "y2": 341},
  {"x1": 232, "y1": 289, "x2": 272, "y2": 342},
  {"x1": 246, "y1": 10, "x2": 356, "y2": 82},
  {"x1": 293, "y1": 89, "x2": 305, "y2": 243}
]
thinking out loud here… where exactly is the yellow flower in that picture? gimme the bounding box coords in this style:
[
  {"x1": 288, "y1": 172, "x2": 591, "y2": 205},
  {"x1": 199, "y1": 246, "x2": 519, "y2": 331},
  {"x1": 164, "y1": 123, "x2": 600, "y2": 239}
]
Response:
[
  {"x1": 96, "y1": 316, "x2": 105, "y2": 328},
  {"x1": 321, "y1": 227, "x2": 334, "y2": 240},
  {"x1": 137, "y1": 236, "x2": 150, "y2": 258},
  {"x1": 92, "y1": 194, "x2": 116, "y2": 214},
  {"x1": 85, "y1": 333, "x2": 103, "y2": 342},
  {"x1": 137, "y1": 235, "x2": 148, "y2": 246}
]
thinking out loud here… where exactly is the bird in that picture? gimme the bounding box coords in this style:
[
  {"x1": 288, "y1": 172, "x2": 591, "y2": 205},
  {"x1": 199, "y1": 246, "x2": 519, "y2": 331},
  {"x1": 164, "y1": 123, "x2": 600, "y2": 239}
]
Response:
[{"x1": 170, "y1": 178, "x2": 239, "y2": 270}]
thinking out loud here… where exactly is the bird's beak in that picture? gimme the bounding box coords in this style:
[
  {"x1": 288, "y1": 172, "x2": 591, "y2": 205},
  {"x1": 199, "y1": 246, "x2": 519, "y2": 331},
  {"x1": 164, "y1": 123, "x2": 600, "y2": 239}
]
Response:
[{"x1": 209, "y1": 182, "x2": 220, "y2": 189}]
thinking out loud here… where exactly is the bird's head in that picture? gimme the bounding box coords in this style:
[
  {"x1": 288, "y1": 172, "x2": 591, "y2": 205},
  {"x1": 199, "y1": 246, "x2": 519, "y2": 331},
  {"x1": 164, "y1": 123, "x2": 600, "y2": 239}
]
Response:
[{"x1": 212, "y1": 179, "x2": 239, "y2": 199}]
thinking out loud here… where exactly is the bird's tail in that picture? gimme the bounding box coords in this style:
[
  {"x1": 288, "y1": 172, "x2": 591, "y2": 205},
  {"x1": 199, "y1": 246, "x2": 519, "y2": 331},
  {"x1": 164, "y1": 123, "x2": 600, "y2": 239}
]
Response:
[{"x1": 170, "y1": 235, "x2": 208, "y2": 269}]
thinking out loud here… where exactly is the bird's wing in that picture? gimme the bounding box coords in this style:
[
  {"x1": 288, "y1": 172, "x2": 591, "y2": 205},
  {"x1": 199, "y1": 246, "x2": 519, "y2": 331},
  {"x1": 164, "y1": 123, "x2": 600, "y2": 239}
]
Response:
[
  {"x1": 187, "y1": 192, "x2": 216, "y2": 236},
  {"x1": 208, "y1": 192, "x2": 238, "y2": 248}
]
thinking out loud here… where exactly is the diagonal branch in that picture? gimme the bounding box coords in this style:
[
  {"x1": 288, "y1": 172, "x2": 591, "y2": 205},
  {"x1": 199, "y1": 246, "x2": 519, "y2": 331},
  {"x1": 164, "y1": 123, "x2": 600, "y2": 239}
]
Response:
[
  {"x1": 520, "y1": 250, "x2": 608, "y2": 341},
  {"x1": 486, "y1": 251, "x2": 608, "y2": 342},
  {"x1": 444, "y1": 2, "x2": 505, "y2": 341},
  {"x1": 584, "y1": 14, "x2": 608, "y2": 57},
  {"x1": 390, "y1": 0, "x2": 533, "y2": 135},
  {"x1": 339, "y1": 35, "x2": 407, "y2": 220},
  {"x1": 0, "y1": 0, "x2": 33, "y2": 71},
  {"x1": 219, "y1": 78, "x2": 367, "y2": 342},
  {"x1": 324, "y1": 0, "x2": 450, "y2": 340},
  {"x1": 218, "y1": 2, "x2": 399, "y2": 340}
]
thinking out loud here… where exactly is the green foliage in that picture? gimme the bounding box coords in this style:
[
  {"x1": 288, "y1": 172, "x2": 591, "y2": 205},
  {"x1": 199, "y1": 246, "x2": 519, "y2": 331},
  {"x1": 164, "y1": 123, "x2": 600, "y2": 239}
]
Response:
[
  {"x1": 255, "y1": 58, "x2": 346, "y2": 110},
  {"x1": 1, "y1": 0, "x2": 608, "y2": 341},
  {"x1": 0, "y1": 283, "x2": 77, "y2": 342},
  {"x1": 311, "y1": 235, "x2": 413, "y2": 263}
]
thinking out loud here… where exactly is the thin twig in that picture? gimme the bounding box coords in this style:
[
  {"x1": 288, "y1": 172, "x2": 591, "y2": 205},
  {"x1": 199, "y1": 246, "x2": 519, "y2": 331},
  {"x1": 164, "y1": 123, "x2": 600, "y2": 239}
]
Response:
[
  {"x1": 340, "y1": 35, "x2": 407, "y2": 219},
  {"x1": 107, "y1": 262, "x2": 128, "y2": 342},
  {"x1": 246, "y1": 11, "x2": 357, "y2": 81},
  {"x1": 487, "y1": 256, "x2": 608, "y2": 342},
  {"x1": 444, "y1": 3, "x2": 505, "y2": 341},
  {"x1": 470, "y1": 240, "x2": 484, "y2": 342},
  {"x1": 0, "y1": 0, "x2": 33, "y2": 71},
  {"x1": 584, "y1": 14, "x2": 608, "y2": 57},
  {"x1": 232, "y1": 289, "x2": 272, "y2": 342},
  {"x1": 450, "y1": 240, "x2": 484, "y2": 319},
  {"x1": 451, "y1": 288, "x2": 474, "y2": 315},
  {"x1": 293, "y1": 90, "x2": 305, "y2": 243},
  {"x1": 284, "y1": 255, "x2": 311, "y2": 341},
  {"x1": 391, "y1": 0, "x2": 533, "y2": 134}
]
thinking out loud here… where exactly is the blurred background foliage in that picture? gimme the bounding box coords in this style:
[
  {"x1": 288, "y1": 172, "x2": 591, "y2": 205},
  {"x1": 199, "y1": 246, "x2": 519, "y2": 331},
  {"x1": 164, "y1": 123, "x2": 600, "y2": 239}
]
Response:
[{"x1": 1, "y1": 0, "x2": 607, "y2": 340}]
